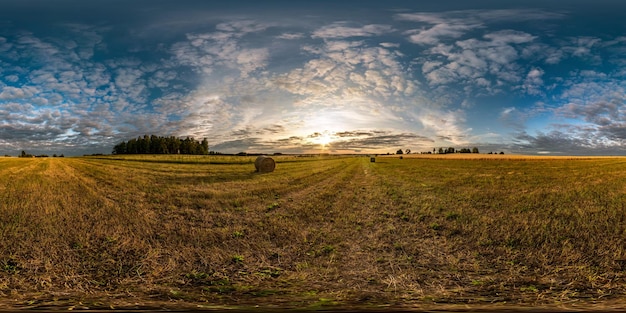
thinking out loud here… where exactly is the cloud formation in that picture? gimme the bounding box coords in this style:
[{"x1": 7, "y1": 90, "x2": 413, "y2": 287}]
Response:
[
  {"x1": 312, "y1": 23, "x2": 394, "y2": 39},
  {"x1": 0, "y1": 1, "x2": 625, "y2": 155}
]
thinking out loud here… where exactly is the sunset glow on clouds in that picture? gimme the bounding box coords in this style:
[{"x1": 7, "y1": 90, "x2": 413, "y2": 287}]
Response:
[{"x1": 1, "y1": 0, "x2": 626, "y2": 155}]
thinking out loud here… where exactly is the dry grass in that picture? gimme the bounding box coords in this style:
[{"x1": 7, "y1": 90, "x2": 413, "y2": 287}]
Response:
[
  {"x1": 1, "y1": 155, "x2": 626, "y2": 310},
  {"x1": 384, "y1": 153, "x2": 621, "y2": 160}
]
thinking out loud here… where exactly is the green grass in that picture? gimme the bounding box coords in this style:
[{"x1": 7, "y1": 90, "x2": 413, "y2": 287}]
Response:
[{"x1": 1, "y1": 155, "x2": 626, "y2": 310}]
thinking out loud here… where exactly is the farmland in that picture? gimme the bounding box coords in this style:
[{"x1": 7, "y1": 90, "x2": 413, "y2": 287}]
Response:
[{"x1": 1, "y1": 154, "x2": 626, "y2": 310}]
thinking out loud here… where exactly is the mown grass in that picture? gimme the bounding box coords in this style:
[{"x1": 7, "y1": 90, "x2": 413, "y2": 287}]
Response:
[{"x1": 1, "y1": 155, "x2": 626, "y2": 310}]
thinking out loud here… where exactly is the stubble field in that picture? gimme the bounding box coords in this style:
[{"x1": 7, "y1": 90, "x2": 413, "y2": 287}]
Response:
[{"x1": 1, "y1": 154, "x2": 626, "y2": 310}]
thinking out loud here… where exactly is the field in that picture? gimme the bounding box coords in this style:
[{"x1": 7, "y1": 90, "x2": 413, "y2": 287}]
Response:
[{"x1": 1, "y1": 154, "x2": 626, "y2": 310}]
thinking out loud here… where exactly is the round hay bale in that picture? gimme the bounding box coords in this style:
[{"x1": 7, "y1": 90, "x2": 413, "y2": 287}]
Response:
[{"x1": 255, "y1": 156, "x2": 276, "y2": 173}]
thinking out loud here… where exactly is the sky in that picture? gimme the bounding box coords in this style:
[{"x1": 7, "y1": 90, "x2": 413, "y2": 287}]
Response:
[{"x1": 1, "y1": 0, "x2": 626, "y2": 155}]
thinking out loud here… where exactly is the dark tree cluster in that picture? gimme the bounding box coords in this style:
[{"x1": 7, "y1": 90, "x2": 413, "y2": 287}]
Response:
[
  {"x1": 435, "y1": 147, "x2": 480, "y2": 154},
  {"x1": 457, "y1": 147, "x2": 479, "y2": 154},
  {"x1": 18, "y1": 151, "x2": 63, "y2": 158},
  {"x1": 112, "y1": 135, "x2": 209, "y2": 155},
  {"x1": 19, "y1": 151, "x2": 34, "y2": 158}
]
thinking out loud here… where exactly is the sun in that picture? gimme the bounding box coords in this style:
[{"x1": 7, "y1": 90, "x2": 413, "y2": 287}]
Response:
[
  {"x1": 300, "y1": 109, "x2": 355, "y2": 149},
  {"x1": 318, "y1": 132, "x2": 332, "y2": 146},
  {"x1": 307, "y1": 130, "x2": 335, "y2": 149}
]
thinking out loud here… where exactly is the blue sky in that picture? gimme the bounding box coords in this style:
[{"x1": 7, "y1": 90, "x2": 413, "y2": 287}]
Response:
[{"x1": 1, "y1": 0, "x2": 626, "y2": 155}]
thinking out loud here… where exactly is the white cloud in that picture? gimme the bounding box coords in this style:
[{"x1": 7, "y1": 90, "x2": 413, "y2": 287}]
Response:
[
  {"x1": 396, "y1": 11, "x2": 547, "y2": 46},
  {"x1": 396, "y1": 13, "x2": 449, "y2": 24},
  {"x1": 63, "y1": 24, "x2": 105, "y2": 60},
  {"x1": 481, "y1": 44, "x2": 519, "y2": 65},
  {"x1": 312, "y1": 23, "x2": 393, "y2": 39},
  {"x1": 418, "y1": 109, "x2": 469, "y2": 145},
  {"x1": 16, "y1": 34, "x2": 60, "y2": 56},
  {"x1": 520, "y1": 43, "x2": 564, "y2": 64},
  {"x1": 425, "y1": 62, "x2": 460, "y2": 85},
  {"x1": 4, "y1": 75, "x2": 19, "y2": 83},
  {"x1": 31, "y1": 97, "x2": 49, "y2": 106},
  {"x1": 215, "y1": 20, "x2": 270, "y2": 34},
  {"x1": 173, "y1": 22, "x2": 271, "y2": 77},
  {"x1": 544, "y1": 75, "x2": 626, "y2": 149},
  {"x1": 421, "y1": 61, "x2": 442, "y2": 74},
  {"x1": 114, "y1": 68, "x2": 147, "y2": 102},
  {"x1": 568, "y1": 36, "x2": 601, "y2": 57},
  {"x1": 380, "y1": 42, "x2": 400, "y2": 48},
  {"x1": 0, "y1": 27, "x2": 172, "y2": 153},
  {"x1": 405, "y1": 23, "x2": 472, "y2": 45},
  {"x1": 276, "y1": 32, "x2": 304, "y2": 40},
  {"x1": 148, "y1": 70, "x2": 178, "y2": 88},
  {"x1": 0, "y1": 86, "x2": 38, "y2": 100},
  {"x1": 273, "y1": 39, "x2": 415, "y2": 105},
  {"x1": 235, "y1": 48, "x2": 269, "y2": 78},
  {"x1": 483, "y1": 30, "x2": 536, "y2": 44},
  {"x1": 323, "y1": 40, "x2": 364, "y2": 52},
  {"x1": 416, "y1": 28, "x2": 542, "y2": 96},
  {"x1": 521, "y1": 67, "x2": 544, "y2": 95},
  {"x1": 499, "y1": 107, "x2": 527, "y2": 131},
  {"x1": 471, "y1": 9, "x2": 565, "y2": 22}
]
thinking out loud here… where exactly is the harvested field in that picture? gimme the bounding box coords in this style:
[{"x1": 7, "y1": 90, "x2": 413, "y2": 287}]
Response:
[
  {"x1": 383, "y1": 153, "x2": 622, "y2": 160},
  {"x1": 1, "y1": 155, "x2": 626, "y2": 310}
]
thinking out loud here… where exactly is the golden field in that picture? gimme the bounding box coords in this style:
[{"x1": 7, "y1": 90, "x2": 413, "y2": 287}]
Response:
[
  {"x1": 1, "y1": 155, "x2": 626, "y2": 310},
  {"x1": 383, "y1": 153, "x2": 621, "y2": 160}
]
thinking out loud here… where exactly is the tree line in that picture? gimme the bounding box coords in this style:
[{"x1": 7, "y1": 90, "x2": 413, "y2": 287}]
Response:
[
  {"x1": 411, "y1": 147, "x2": 481, "y2": 154},
  {"x1": 437, "y1": 147, "x2": 480, "y2": 154},
  {"x1": 112, "y1": 135, "x2": 209, "y2": 155},
  {"x1": 18, "y1": 151, "x2": 64, "y2": 158}
]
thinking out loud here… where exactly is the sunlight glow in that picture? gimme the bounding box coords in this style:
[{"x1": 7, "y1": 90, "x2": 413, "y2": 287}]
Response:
[{"x1": 318, "y1": 132, "x2": 332, "y2": 146}]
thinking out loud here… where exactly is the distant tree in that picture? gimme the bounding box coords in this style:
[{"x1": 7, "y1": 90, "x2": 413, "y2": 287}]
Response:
[
  {"x1": 112, "y1": 141, "x2": 127, "y2": 155},
  {"x1": 142, "y1": 135, "x2": 151, "y2": 154},
  {"x1": 499, "y1": 151, "x2": 505, "y2": 155},
  {"x1": 438, "y1": 147, "x2": 444, "y2": 154},
  {"x1": 180, "y1": 137, "x2": 190, "y2": 154},
  {"x1": 167, "y1": 136, "x2": 181, "y2": 154},
  {"x1": 112, "y1": 135, "x2": 209, "y2": 155},
  {"x1": 396, "y1": 149, "x2": 404, "y2": 155},
  {"x1": 405, "y1": 149, "x2": 411, "y2": 154},
  {"x1": 200, "y1": 138, "x2": 209, "y2": 155},
  {"x1": 150, "y1": 135, "x2": 160, "y2": 154},
  {"x1": 127, "y1": 138, "x2": 137, "y2": 154},
  {"x1": 472, "y1": 147, "x2": 479, "y2": 154},
  {"x1": 447, "y1": 147, "x2": 455, "y2": 154},
  {"x1": 19, "y1": 150, "x2": 33, "y2": 158}
]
